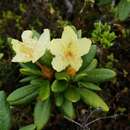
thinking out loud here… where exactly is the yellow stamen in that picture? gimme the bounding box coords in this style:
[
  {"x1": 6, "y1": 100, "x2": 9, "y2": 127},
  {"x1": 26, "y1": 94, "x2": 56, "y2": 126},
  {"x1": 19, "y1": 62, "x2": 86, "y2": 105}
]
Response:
[{"x1": 64, "y1": 42, "x2": 75, "y2": 59}]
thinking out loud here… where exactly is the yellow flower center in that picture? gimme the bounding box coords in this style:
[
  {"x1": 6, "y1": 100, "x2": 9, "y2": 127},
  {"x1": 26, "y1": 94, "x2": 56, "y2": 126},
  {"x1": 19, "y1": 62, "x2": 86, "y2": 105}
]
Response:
[
  {"x1": 65, "y1": 51, "x2": 74, "y2": 59},
  {"x1": 64, "y1": 42, "x2": 75, "y2": 60},
  {"x1": 20, "y1": 45, "x2": 33, "y2": 58}
]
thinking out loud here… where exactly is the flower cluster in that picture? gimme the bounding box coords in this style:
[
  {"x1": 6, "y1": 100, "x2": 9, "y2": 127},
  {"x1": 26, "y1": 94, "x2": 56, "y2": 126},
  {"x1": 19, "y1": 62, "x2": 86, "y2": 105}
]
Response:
[
  {"x1": 12, "y1": 26, "x2": 92, "y2": 73},
  {"x1": 8, "y1": 25, "x2": 116, "y2": 129}
]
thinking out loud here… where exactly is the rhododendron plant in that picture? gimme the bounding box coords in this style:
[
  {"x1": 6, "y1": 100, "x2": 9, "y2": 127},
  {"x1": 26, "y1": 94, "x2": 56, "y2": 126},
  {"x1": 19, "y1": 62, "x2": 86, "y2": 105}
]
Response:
[{"x1": 1, "y1": 25, "x2": 116, "y2": 130}]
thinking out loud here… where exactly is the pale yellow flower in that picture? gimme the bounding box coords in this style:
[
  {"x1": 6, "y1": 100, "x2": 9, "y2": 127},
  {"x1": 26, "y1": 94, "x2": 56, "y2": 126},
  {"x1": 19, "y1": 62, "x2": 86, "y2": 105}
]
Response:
[
  {"x1": 11, "y1": 29, "x2": 50, "y2": 63},
  {"x1": 50, "y1": 26, "x2": 92, "y2": 72}
]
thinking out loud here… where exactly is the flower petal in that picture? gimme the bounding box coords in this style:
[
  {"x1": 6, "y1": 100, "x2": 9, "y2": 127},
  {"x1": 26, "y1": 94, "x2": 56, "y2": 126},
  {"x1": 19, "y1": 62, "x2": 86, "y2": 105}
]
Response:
[
  {"x1": 52, "y1": 56, "x2": 69, "y2": 72},
  {"x1": 21, "y1": 30, "x2": 36, "y2": 47},
  {"x1": 21, "y1": 30, "x2": 32, "y2": 42},
  {"x1": 32, "y1": 29, "x2": 50, "y2": 63},
  {"x1": 49, "y1": 39, "x2": 64, "y2": 56},
  {"x1": 78, "y1": 38, "x2": 92, "y2": 56},
  {"x1": 12, "y1": 54, "x2": 31, "y2": 62},
  {"x1": 11, "y1": 39, "x2": 32, "y2": 62},
  {"x1": 62, "y1": 26, "x2": 77, "y2": 42},
  {"x1": 11, "y1": 39, "x2": 23, "y2": 53},
  {"x1": 37, "y1": 29, "x2": 50, "y2": 49},
  {"x1": 69, "y1": 57, "x2": 83, "y2": 71}
]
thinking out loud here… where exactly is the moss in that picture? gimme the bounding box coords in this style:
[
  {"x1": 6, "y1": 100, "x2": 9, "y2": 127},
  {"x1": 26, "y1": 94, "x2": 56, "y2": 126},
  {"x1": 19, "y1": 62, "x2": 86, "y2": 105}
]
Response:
[{"x1": 0, "y1": 61, "x2": 19, "y2": 89}]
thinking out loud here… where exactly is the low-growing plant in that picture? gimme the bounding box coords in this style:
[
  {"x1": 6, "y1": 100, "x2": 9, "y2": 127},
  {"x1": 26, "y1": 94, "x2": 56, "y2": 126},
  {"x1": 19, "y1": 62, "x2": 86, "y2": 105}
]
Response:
[
  {"x1": 97, "y1": 0, "x2": 130, "y2": 21},
  {"x1": 91, "y1": 21, "x2": 116, "y2": 48},
  {"x1": 0, "y1": 26, "x2": 116, "y2": 130}
]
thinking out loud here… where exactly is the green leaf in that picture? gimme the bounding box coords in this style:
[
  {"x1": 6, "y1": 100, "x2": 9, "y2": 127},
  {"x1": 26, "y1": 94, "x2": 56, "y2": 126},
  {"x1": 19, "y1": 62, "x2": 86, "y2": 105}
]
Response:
[
  {"x1": 32, "y1": 30, "x2": 40, "y2": 39},
  {"x1": 55, "y1": 93, "x2": 64, "y2": 107},
  {"x1": 80, "y1": 88, "x2": 109, "y2": 111},
  {"x1": 20, "y1": 62, "x2": 41, "y2": 76},
  {"x1": 34, "y1": 99, "x2": 51, "y2": 130},
  {"x1": 55, "y1": 72, "x2": 70, "y2": 81},
  {"x1": 0, "y1": 91, "x2": 11, "y2": 130},
  {"x1": 39, "y1": 50, "x2": 53, "y2": 67},
  {"x1": 85, "y1": 68, "x2": 116, "y2": 83},
  {"x1": 31, "y1": 79, "x2": 46, "y2": 85},
  {"x1": 19, "y1": 124, "x2": 36, "y2": 130},
  {"x1": 115, "y1": 0, "x2": 130, "y2": 21},
  {"x1": 19, "y1": 76, "x2": 38, "y2": 83},
  {"x1": 74, "y1": 72, "x2": 88, "y2": 81},
  {"x1": 80, "y1": 45, "x2": 97, "y2": 71},
  {"x1": 98, "y1": 0, "x2": 112, "y2": 5},
  {"x1": 20, "y1": 68, "x2": 42, "y2": 76},
  {"x1": 51, "y1": 80, "x2": 68, "y2": 92},
  {"x1": 84, "y1": 59, "x2": 98, "y2": 72},
  {"x1": 61, "y1": 99, "x2": 75, "y2": 119},
  {"x1": 79, "y1": 82, "x2": 101, "y2": 91},
  {"x1": 7, "y1": 85, "x2": 39, "y2": 105},
  {"x1": 64, "y1": 88, "x2": 80, "y2": 103},
  {"x1": 38, "y1": 80, "x2": 50, "y2": 101},
  {"x1": 20, "y1": 62, "x2": 39, "y2": 70}
]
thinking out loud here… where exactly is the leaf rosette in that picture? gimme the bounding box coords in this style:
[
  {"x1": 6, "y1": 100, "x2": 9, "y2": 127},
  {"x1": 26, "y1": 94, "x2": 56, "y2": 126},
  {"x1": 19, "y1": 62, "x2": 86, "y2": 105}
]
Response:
[{"x1": 5, "y1": 26, "x2": 116, "y2": 130}]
